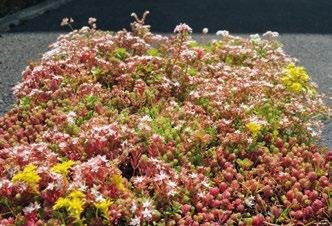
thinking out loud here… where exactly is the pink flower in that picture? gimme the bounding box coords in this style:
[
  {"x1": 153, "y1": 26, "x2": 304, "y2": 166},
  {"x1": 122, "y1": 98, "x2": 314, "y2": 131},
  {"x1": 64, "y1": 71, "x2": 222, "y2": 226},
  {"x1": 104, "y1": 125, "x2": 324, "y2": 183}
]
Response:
[{"x1": 174, "y1": 23, "x2": 192, "y2": 34}]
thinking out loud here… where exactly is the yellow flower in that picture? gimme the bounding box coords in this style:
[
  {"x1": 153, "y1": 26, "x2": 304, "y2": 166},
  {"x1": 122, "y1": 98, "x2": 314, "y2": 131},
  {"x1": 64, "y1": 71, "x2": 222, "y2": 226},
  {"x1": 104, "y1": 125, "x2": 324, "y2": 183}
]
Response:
[
  {"x1": 53, "y1": 190, "x2": 86, "y2": 223},
  {"x1": 12, "y1": 164, "x2": 41, "y2": 191},
  {"x1": 68, "y1": 190, "x2": 86, "y2": 199},
  {"x1": 51, "y1": 160, "x2": 75, "y2": 177},
  {"x1": 246, "y1": 122, "x2": 262, "y2": 137},
  {"x1": 281, "y1": 63, "x2": 313, "y2": 93},
  {"x1": 95, "y1": 199, "x2": 112, "y2": 220},
  {"x1": 290, "y1": 82, "x2": 302, "y2": 93},
  {"x1": 287, "y1": 64, "x2": 309, "y2": 82},
  {"x1": 53, "y1": 197, "x2": 70, "y2": 210},
  {"x1": 111, "y1": 174, "x2": 126, "y2": 192}
]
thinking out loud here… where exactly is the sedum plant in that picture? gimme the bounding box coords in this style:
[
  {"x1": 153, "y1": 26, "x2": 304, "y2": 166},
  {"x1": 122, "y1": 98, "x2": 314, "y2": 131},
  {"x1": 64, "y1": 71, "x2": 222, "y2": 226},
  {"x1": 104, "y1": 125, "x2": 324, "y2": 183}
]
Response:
[{"x1": 0, "y1": 12, "x2": 331, "y2": 225}]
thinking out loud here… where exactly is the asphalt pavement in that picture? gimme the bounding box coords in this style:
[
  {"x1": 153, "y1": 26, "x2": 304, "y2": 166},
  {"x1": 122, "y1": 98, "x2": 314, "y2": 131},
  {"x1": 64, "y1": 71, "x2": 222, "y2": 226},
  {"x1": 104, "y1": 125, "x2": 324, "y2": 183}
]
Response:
[{"x1": 0, "y1": 0, "x2": 331, "y2": 148}]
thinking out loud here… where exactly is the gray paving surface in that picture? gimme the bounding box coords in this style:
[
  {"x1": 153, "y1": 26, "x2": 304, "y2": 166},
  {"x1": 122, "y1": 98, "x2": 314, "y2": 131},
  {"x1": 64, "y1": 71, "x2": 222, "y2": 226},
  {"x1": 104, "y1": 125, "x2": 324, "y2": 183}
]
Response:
[
  {"x1": 0, "y1": 0, "x2": 331, "y2": 148},
  {"x1": 6, "y1": 0, "x2": 332, "y2": 34}
]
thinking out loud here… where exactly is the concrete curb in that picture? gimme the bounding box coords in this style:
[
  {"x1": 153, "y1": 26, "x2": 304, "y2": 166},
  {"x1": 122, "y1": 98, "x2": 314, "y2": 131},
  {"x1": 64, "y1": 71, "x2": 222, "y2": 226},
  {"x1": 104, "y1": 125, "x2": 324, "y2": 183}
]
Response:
[{"x1": 0, "y1": 0, "x2": 73, "y2": 32}]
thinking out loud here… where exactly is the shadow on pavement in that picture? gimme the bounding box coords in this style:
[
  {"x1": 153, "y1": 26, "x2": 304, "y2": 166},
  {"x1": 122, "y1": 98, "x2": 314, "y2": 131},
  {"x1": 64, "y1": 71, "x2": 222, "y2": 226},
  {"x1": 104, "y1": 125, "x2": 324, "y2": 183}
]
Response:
[{"x1": 8, "y1": 0, "x2": 332, "y2": 34}]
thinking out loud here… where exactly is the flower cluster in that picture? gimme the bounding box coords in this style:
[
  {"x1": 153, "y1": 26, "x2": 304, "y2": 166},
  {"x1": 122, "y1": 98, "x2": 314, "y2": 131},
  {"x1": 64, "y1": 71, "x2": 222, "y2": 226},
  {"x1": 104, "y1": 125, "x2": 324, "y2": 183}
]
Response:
[
  {"x1": 281, "y1": 63, "x2": 314, "y2": 94},
  {"x1": 0, "y1": 13, "x2": 331, "y2": 225}
]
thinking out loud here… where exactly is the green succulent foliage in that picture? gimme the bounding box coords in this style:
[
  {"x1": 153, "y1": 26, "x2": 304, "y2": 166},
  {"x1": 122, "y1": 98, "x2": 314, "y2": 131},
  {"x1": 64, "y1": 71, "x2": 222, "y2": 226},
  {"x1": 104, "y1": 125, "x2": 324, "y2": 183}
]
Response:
[
  {"x1": 205, "y1": 126, "x2": 218, "y2": 137},
  {"x1": 187, "y1": 67, "x2": 197, "y2": 77},
  {"x1": 19, "y1": 96, "x2": 31, "y2": 110},
  {"x1": 114, "y1": 48, "x2": 127, "y2": 60},
  {"x1": 236, "y1": 158, "x2": 253, "y2": 169},
  {"x1": 197, "y1": 97, "x2": 210, "y2": 108},
  {"x1": 91, "y1": 67, "x2": 102, "y2": 76},
  {"x1": 65, "y1": 123, "x2": 80, "y2": 135},
  {"x1": 162, "y1": 201, "x2": 182, "y2": 218},
  {"x1": 84, "y1": 95, "x2": 100, "y2": 109},
  {"x1": 151, "y1": 116, "x2": 180, "y2": 143},
  {"x1": 254, "y1": 101, "x2": 281, "y2": 124},
  {"x1": 147, "y1": 48, "x2": 160, "y2": 56}
]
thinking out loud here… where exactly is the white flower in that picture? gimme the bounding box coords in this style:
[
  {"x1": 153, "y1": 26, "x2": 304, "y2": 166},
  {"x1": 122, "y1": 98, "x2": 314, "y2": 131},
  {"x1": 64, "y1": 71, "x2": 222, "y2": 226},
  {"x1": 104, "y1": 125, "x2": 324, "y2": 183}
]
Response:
[
  {"x1": 155, "y1": 171, "x2": 169, "y2": 181},
  {"x1": 67, "y1": 117, "x2": 76, "y2": 125},
  {"x1": 250, "y1": 34, "x2": 261, "y2": 41},
  {"x1": 91, "y1": 165, "x2": 100, "y2": 172},
  {"x1": 174, "y1": 124, "x2": 182, "y2": 130},
  {"x1": 189, "y1": 173, "x2": 198, "y2": 179},
  {"x1": 201, "y1": 179, "x2": 210, "y2": 188},
  {"x1": 7, "y1": 181, "x2": 13, "y2": 188},
  {"x1": 180, "y1": 49, "x2": 197, "y2": 61},
  {"x1": 167, "y1": 181, "x2": 177, "y2": 188},
  {"x1": 61, "y1": 17, "x2": 69, "y2": 26},
  {"x1": 88, "y1": 17, "x2": 97, "y2": 29},
  {"x1": 307, "y1": 125, "x2": 320, "y2": 137},
  {"x1": 130, "y1": 202, "x2": 137, "y2": 213},
  {"x1": 78, "y1": 183, "x2": 88, "y2": 191},
  {"x1": 18, "y1": 183, "x2": 28, "y2": 192},
  {"x1": 59, "y1": 142, "x2": 67, "y2": 149},
  {"x1": 249, "y1": 116, "x2": 267, "y2": 126},
  {"x1": 172, "y1": 80, "x2": 180, "y2": 87},
  {"x1": 130, "y1": 216, "x2": 141, "y2": 225},
  {"x1": 167, "y1": 182, "x2": 177, "y2": 196},
  {"x1": 189, "y1": 91, "x2": 200, "y2": 98},
  {"x1": 88, "y1": 17, "x2": 97, "y2": 25},
  {"x1": 281, "y1": 117, "x2": 289, "y2": 125},
  {"x1": 240, "y1": 104, "x2": 250, "y2": 110},
  {"x1": 95, "y1": 194, "x2": 105, "y2": 202},
  {"x1": 91, "y1": 184, "x2": 102, "y2": 198},
  {"x1": 133, "y1": 176, "x2": 145, "y2": 184},
  {"x1": 167, "y1": 188, "x2": 177, "y2": 196},
  {"x1": 150, "y1": 157, "x2": 162, "y2": 164},
  {"x1": 0, "y1": 180, "x2": 4, "y2": 189},
  {"x1": 244, "y1": 196, "x2": 255, "y2": 208},
  {"x1": 99, "y1": 155, "x2": 108, "y2": 163},
  {"x1": 223, "y1": 119, "x2": 232, "y2": 125},
  {"x1": 61, "y1": 17, "x2": 74, "y2": 26},
  {"x1": 142, "y1": 208, "x2": 152, "y2": 220},
  {"x1": 142, "y1": 199, "x2": 152, "y2": 208},
  {"x1": 23, "y1": 206, "x2": 34, "y2": 214},
  {"x1": 141, "y1": 115, "x2": 152, "y2": 122},
  {"x1": 216, "y1": 30, "x2": 229, "y2": 36},
  {"x1": 138, "y1": 116, "x2": 151, "y2": 131},
  {"x1": 202, "y1": 27, "x2": 209, "y2": 34},
  {"x1": 72, "y1": 137, "x2": 79, "y2": 144},
  {"x1": 68, "y1": 111, "x2": 76, "y2": 117},
  {"x1": 174, "y1": 23, "x2": 192, "y2": 34},
  {"x1": 263, "y1": 31, "x2": 279, "y2": 39},
  {"x1": 197, "y1": 192, "x2": 205, "y2": 198},
  {"x1": 45, "y1": 182, "x2": 55, "y2": 191},
  {"x1": 23, "y1": 202, "x2": 41, "y2": 214}
]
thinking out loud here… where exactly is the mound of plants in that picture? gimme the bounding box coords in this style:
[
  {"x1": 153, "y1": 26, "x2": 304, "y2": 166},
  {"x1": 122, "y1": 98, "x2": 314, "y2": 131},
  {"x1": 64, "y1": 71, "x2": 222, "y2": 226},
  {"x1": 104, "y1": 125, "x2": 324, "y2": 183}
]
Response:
[{"x1": 0, "y1": 12, "x2": 331, "y2": 225}]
